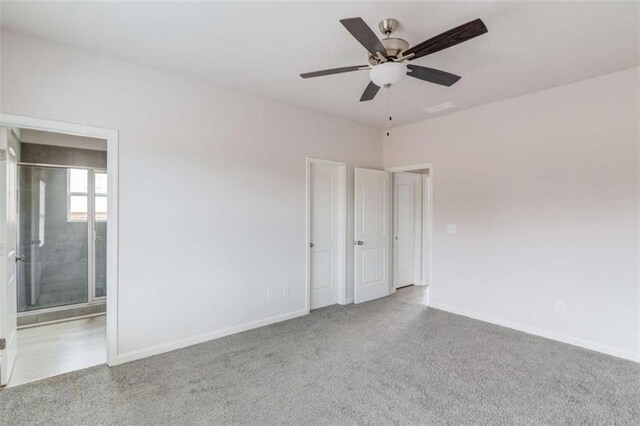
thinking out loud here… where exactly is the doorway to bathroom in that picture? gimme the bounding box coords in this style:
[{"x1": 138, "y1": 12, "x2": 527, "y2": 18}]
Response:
[{"x1": 0, "y1": 116, "x2": 119, "y2": 388}]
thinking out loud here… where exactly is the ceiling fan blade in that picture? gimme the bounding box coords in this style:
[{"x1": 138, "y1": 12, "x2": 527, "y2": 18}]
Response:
[
  {"x1": 360, "y1": 81, "x2": 380, "y2": 102},
  {"x1": 300, "y1": 65, "x2": 369, "y2": 79},
  {"x1": 406, "y1": 65, "x2": 461, "y2": 87},
  {"x1": 340, "y1": 17, "x2": 388, "y2": 57},
  {"x1": 404, "y1": 18, "x2": 488, "y2": 61}
]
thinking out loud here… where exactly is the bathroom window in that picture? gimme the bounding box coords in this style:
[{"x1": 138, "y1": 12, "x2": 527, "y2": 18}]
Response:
[
  {"x1": 94, "y1": 171, "x2": 107, "y2": 222},
  {"x1": 67, "y1": 169, "x2": 107, "y2": 222},
  {"x1": 67, "y1": 169, "x2": 89, "y2": 222}
]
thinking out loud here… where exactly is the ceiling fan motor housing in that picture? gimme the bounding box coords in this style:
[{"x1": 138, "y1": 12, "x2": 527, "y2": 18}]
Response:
[
  {"x1": 368, "y1": 37, "x2": 410, "y2": 65},
  {"x1": 367, "y1": 18, "x2": 409, "y2": 64}
]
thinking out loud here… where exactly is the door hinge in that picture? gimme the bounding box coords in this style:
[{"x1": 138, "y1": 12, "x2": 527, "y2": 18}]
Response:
[{"x1": 0, "y1": 338, "x2": 6, "y2": 350}]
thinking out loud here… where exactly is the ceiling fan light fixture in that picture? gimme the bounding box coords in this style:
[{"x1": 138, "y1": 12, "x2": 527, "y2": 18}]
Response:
[{"x1": 369, "y1": 62, "x2": 407, "y2": 88}]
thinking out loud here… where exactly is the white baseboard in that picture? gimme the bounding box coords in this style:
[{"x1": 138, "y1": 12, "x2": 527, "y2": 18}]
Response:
[
  {"x1": 428, "y1": 301, "x2": 639, "y2": 363},
  {"x1": 341, "y1": 297, "x2": 354, "y2": 305},
  {"x1": 114, "y1": 309, "x2": 309, "y2": 365}
]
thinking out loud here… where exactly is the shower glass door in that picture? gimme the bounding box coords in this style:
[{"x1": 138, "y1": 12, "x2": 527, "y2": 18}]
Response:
[
  {"x1": 17, "y1": 165, "x2": 106, "y2": 312},
  {"x1": 17, "y1": 166, "x2": 89, "y2": 311}
]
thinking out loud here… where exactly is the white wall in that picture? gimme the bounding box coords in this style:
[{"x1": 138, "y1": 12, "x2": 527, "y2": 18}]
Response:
[
  {"x1": 0, "y1": 30, "x2": 382, "y2": 360},
  {"x1": 385, "y1": 68, "x2": 640, "y2": 361}
]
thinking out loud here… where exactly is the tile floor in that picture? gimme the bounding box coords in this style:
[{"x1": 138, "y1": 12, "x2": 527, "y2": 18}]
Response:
[
  {"x1": 392, "y1": 284, "x2": 429, "y2": 305},
  {"x1": 6, "y1": 315, "x2": 106, "y2": 388}
]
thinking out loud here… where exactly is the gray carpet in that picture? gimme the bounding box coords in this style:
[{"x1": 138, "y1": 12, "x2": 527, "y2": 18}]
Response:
[{"x1": 1, "y1": 297, "x2": 639, "y2": 425}]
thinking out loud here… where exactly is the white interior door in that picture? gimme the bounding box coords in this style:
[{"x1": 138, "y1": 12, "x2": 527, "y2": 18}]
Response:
[
  {"x1": 393, "y1": 173, "x2": 420, "y2": 289},
  {"x1": 0, "y1": 127, "x2": 19, "y2": 386},
  {"x1": 309, "y1": 161, "x2": 344, "y2": 309},
  {"x1": 354, "y1": 168, "x2": 390, "y2": 304}
]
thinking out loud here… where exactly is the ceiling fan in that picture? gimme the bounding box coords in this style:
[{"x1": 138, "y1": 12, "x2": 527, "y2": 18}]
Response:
[{"x1": 300, "y1": 17, "x2": 488, "y2": 102}]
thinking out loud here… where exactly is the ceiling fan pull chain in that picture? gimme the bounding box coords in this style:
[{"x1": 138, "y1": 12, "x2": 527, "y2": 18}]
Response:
[{"x1": 386, "y1": 88, "x2": 392, "y2": 136}]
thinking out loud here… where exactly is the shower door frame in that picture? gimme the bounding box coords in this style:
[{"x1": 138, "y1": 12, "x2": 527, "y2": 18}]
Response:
[
  {"x1": 89, "y1": 168, "x2": 108, "y2": 302},
  {"x1": 16, "y1": 163, "x2": 108, "y2": 312},
  {"x1": 0, "y1": 113, "x2": 119, "y2": 366}
]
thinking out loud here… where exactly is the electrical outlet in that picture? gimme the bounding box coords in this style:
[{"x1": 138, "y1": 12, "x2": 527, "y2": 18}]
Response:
[
  {"x1": 447, "y1": 224, "x2": 457, "y2": 234},
  {"x1": 282, "y1": 286, "x2": 289, "y2": 297},
  {"x1": 267, "y1": 288, "x2": 274, "y2": 300},
  {"x1": 554, "y1": 300, "x2": 565, "y2": 314}
]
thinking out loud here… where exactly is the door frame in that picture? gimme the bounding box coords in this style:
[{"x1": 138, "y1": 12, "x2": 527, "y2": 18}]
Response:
[
  {"x1": 305, "y1": 157, "x2": 347, "y2": 311},
  {"x1": 386, "y1": 163, "x2": 433, "y2": 297},
  {"x1": 0, "y1": 113, "x2": 119, "y2": 366}
]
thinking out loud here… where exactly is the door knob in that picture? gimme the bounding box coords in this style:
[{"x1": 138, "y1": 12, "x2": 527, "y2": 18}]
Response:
[
  {"x1": 15, "y1": 255, "x2": 26, "y2": 262},
  {"x1": 355, "y1": 240, "x2": 364, "y2": 245}
]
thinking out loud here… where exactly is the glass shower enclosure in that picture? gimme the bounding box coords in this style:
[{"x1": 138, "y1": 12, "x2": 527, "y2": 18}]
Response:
[{"x1": 17, "y1": 165, "x2": 107, "y2": 312}]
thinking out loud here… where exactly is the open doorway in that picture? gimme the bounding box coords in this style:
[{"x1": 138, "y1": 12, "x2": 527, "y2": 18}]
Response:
[
  {"x1": 0, "y1": 116, "x2": 118, "y2": 388},
  {"x1": 388, "y1": 164, "x2": 433, "y2": 306}
]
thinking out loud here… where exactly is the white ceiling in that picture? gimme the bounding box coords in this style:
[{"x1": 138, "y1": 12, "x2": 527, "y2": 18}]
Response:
[{"x1": 1, "y1": 1, "x2": 638, "y2": 128}]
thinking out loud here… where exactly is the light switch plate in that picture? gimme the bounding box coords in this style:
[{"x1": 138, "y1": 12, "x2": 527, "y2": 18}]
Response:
[{"x1": 447, "y1": 224, "x2": 457, "y2": 234}]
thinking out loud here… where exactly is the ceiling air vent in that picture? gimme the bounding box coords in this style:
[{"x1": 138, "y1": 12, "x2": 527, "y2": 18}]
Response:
[{"x1": 423, "y1": 101, "x2": 456, "y2": 114}]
